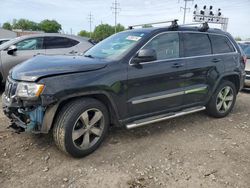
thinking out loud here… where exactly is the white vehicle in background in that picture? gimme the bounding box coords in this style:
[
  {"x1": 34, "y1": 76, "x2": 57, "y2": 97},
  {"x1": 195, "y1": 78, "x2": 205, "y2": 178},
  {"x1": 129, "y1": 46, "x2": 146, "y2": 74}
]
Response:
[
  {"x1": 238, "y1": 41, "x2": 250, "y2": 89},
  {"x1": 0, "y1": 38, "x2": 11, "y2": 45}
]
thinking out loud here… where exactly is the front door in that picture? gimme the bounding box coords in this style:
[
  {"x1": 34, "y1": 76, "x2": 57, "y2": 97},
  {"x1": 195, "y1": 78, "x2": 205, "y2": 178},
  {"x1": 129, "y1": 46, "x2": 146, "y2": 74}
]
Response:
[{"x1": 127, "y1": 32, "x2": 187, "y2": 118}]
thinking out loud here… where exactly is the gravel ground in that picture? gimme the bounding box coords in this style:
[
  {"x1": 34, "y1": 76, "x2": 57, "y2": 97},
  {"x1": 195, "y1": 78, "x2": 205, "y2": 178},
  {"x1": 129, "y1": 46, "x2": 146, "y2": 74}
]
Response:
[{"x1": 0, "y1": 90, "x2": 250, "y2": 188}]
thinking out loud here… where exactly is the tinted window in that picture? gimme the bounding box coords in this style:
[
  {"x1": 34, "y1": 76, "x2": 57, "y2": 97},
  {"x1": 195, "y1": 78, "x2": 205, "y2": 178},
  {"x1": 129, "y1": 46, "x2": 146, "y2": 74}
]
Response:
[
  {"x1": 15, "y1": 38, "x2": 44, "y2": 50},
  {"x1": 210, "y1": 35, "x2": 235, "y2": 54},
  {"x1": 143, "y1": 33, "x2": 179, "y2": 60},
  {"x1": 239, "y1": 43, "x2": 250, "y2": 56},
  {"x1": 45, "y1": 37, "x2": 79, "y2": 49},
  {"x1": 183, "y1": 33, "x2": 211, "y2": 57}
]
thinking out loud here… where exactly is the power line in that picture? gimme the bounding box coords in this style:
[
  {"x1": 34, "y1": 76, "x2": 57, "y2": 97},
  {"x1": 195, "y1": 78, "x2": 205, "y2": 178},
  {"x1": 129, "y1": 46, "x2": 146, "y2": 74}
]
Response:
[
  {"x1": 111, "y1": 0, "x2": 121, "y2": 33},
  {"x1": 87, "y1": 12, "x2": 93, "y2": 38},
  {"x1": 180, "y1": 0, "x2": 194, "y2": 24}
]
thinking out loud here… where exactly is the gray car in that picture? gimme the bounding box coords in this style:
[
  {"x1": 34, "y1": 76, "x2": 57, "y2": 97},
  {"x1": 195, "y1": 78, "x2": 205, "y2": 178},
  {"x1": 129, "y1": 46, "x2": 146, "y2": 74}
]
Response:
[{"x1": 0, "y1": 33, "x2": 93, "y2": 83}]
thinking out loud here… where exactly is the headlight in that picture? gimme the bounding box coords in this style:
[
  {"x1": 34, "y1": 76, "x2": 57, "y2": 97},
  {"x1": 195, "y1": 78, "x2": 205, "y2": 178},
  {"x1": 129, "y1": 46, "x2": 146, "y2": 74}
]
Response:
[{"x1": 16, "y1": 82, "x2": 44, "y2": 98}]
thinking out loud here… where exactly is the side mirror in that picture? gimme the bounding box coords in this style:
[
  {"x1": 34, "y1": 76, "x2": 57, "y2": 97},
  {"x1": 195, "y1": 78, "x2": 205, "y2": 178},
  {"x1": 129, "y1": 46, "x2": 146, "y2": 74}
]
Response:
[
  {"x1": 132, "y1": 49, "x2": 157, "y2": 64},
  {"x1": 7, "y1": 45, "x2": 17, "y2": 55}
]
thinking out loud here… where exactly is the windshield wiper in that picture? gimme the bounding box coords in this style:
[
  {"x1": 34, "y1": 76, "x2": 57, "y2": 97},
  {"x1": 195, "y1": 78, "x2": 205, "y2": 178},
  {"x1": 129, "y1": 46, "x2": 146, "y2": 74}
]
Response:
[{"x1": 84, "y1": 54, "x2": 94, "y2": 58}]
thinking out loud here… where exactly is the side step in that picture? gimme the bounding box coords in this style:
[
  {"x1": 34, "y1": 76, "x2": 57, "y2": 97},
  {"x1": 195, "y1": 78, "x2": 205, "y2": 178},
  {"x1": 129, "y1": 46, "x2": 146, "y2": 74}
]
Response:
[{"x1": 126, "y1": 106, "x2": 206, "y2": 129}]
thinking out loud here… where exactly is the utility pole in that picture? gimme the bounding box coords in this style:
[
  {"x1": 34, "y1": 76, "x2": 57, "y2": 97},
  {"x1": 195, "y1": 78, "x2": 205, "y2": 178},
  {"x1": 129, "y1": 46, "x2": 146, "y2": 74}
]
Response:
[
  {"x1": 111, "y1": 0, "x2": 121, "y2": 33},
  {"x1": 87, "y1": 12, "x2": 93, "y2": 38},
  {"x1": 180, "y1": 0, "x2": 193, "y2": 24}
]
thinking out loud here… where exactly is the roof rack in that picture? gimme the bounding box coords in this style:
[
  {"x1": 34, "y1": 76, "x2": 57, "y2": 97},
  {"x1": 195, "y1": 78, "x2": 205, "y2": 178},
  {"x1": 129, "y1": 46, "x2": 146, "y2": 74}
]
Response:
[
  {"x1": 180, "y1": 22, "x2": 209, "y2": 32},
  {"x1": 128, "y1": 19, "x2": 178, "y2": 30}
]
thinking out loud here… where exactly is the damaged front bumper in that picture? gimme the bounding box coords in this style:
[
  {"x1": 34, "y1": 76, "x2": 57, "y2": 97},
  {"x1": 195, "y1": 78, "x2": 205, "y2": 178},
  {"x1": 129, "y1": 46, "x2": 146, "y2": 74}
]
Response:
[
  {"x1": 2, "y1": 78, "x2": 58, "y2": 134},
  {"x1": 2, "y1": 93, "x2": 45, "y2": 133}
]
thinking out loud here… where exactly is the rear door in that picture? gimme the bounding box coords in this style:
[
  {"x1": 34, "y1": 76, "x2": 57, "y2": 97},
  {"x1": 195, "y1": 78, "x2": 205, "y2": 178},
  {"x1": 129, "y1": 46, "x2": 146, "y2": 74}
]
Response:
[
  {"x1": 209, "y1": 34, "x2": 239, "y2": 73},
  {"x1": 44, "y1": 36, "x2": 80, "y2": 55},
  {"x1": 1, "y1": 37, "x2": 45, "y2": 79},
  {"x1": 180, "y1": 32, "x2": 221, "y2": 106},
  {"x1": 127, "y1": 32, "x2": 187, "y2": 117}
]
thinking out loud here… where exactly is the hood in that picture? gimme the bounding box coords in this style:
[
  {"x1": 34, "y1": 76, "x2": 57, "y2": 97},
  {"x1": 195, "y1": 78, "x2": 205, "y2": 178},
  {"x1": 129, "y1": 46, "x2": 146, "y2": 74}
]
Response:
[{"x1": 11, "y1": 55, "x2": 108, "y2": 82}]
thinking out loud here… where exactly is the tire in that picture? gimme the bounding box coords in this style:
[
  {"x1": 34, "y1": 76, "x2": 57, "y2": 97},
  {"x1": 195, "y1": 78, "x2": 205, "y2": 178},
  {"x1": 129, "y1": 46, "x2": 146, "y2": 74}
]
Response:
[
  {"x1": 53, "y1": 98, "x2": 109, "y2": 158},
  {"x1": 206, "y1": 80, "x2": 237, "y2": 118}
]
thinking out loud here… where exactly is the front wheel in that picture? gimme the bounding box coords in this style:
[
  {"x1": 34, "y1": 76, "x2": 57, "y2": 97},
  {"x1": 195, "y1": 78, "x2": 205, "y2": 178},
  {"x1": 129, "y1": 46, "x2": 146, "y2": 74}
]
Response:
[
  {"x1": 206, "y1": 80, "x2": 237, "y2": 118},
  {"x1": 53, "y1": 98, "x2": 109, "y2": 158}
]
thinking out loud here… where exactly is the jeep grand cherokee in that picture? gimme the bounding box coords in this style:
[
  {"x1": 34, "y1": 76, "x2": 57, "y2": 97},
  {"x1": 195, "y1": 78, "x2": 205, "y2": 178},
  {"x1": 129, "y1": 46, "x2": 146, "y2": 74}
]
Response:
[{"x1": 2, "y1": 22, "x2": 246, "y2": 157}]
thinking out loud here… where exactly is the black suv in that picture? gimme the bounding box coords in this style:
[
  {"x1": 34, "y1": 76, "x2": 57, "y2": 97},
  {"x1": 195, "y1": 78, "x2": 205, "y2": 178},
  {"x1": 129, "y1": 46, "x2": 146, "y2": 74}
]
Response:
[{"x1": 2, "y1": 22, "x2": 246, "y2": 157}]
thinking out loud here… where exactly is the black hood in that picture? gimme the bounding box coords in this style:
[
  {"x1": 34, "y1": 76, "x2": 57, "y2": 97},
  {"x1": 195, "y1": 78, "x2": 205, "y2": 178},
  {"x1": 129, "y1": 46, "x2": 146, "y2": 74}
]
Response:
[{"x1": 11, "y1": 55, "x2": 108, "y2": 82}]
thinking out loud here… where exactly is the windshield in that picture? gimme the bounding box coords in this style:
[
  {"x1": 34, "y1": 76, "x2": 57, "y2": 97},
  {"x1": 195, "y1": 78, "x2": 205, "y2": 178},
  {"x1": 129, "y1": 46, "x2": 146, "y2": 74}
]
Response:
[
  {"x1": 84, "y1": 31, "x2": 147, "y2": 60},
  {"x1": 239, "y1": 43, "x2": 250, "y2": 57}
]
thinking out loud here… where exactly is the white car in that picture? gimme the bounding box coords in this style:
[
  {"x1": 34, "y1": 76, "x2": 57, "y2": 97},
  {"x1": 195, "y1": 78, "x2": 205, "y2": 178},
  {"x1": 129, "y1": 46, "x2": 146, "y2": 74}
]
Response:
[
  {"x1": 238, "y1": 41, "x2": 250, "y2": 88},
  {"x1": 0, "y1": 38, "x2": 10, "y2": 45},
  {"x1": 0, "y1": 33, "x2": 93, "y2": 83}
]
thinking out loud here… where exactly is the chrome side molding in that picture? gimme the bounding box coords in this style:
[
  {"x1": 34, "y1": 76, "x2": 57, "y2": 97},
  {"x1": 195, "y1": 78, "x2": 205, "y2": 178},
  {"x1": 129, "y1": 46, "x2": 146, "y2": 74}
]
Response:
[{"x1": 126, "y1": 106, "x2": 206, "y2": 129}]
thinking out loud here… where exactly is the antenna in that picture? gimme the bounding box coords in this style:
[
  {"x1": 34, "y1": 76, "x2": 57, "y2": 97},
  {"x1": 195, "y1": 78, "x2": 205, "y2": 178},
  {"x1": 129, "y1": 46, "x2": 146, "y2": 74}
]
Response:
[
  {"x1": 87, "y1": 12, "x2": 93, "y2": 38},
  {"x1": 180, "y1": 0, "x2": 194, "y2": 24},
  {"x1": 111, "y1": 0, "x2": 121, "y2": 33}
]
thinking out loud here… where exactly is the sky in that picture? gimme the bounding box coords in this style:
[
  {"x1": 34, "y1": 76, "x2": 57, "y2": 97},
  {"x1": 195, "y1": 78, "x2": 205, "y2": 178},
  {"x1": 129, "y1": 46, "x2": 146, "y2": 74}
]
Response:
[{"x1": 1, "y1": 0, "x2": 250, "y2": 38}]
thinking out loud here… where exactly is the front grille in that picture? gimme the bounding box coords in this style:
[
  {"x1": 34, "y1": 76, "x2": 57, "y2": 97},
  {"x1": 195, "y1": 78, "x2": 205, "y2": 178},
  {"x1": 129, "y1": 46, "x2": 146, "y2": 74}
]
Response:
[
  {"x1": 5, "y1": 78, "x2": 17, "y2": 98},
  {"x1": 246, "y1": 70, "x2": 250, "y2": 75}
]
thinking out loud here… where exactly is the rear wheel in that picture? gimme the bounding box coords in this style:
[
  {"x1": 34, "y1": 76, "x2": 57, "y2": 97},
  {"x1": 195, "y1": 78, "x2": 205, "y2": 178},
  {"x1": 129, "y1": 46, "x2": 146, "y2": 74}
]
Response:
[
  {"x1": 53, "y1": 98, "x2": 109, "y2": 158},
  {"x1": 206, "y1": 80, "x2": 236, "y2": 118}
]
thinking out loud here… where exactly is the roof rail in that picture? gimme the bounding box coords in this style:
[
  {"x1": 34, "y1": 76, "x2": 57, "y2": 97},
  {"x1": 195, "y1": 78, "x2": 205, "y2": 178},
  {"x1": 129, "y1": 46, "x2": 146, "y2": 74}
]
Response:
[
  {"x1": 128, "y1": 19, "x2": 178, "y2": 30},
  {"x1": 180, "y1": 22, "x2": 210, "y2": 32}
]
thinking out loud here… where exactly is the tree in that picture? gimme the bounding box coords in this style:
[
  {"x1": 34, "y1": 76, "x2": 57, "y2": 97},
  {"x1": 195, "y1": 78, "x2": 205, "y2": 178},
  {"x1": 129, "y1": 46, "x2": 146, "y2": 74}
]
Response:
[
  {"x1": 92, "y1": 24, "x2": 115, "y2": 41},
  {"x1": 142, "y1": 24, "x2": 153, "y2": 28},
  {"x1": 234, "y1": 37, "x2": 242, "y2": 41},
  {"x1": 114, "y1": 23, "x2": 125, "y2": 33},
  {"x1": 12, "y1": 19, "x2": 39, "y2": 31},
  {"x1": 39, "y1": 19, "x2": 61, "y2": 33},
  {"x1": 2, "y1": 22, "x2": 12, "y2": 30},
  {"x1": 78, "y1": 30, "x2": 90, "y2": 38}
]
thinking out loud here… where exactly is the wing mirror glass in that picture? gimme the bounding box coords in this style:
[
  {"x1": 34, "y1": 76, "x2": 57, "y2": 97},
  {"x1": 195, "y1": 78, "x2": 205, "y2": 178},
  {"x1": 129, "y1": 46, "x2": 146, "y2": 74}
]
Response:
[
  {"x1": 7, "y1": 45, "x2": 17, "y2": 55},
  {"x1": 132, "y1": 49, "x2": 157, "y2": 64}
]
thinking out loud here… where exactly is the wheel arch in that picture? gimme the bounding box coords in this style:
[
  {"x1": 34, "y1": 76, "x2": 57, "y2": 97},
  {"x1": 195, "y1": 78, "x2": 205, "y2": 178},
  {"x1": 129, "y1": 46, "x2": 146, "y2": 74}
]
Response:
[
  {"x1": 213, "y1": 73, "x2": 240, "y2": 94},
  {"x1": 41, "y1": 92, "x2": 121, "y2": 133}
]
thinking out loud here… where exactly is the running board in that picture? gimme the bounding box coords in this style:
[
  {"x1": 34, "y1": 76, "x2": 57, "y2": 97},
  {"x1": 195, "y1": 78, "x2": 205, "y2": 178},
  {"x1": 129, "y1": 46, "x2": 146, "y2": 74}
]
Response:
[{"x1": 126, "y1": 106, "x2": 206, "y2": 129}]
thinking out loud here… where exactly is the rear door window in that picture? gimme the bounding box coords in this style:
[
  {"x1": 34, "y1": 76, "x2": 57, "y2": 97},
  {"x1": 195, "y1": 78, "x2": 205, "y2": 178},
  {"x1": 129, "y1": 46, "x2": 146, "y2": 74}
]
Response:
[
  {"x1": 182, "y1": 33, "x2": 212, "y2": 57},
  {"x1": 209, "y1": 35, "x2": 235, "y2": 54},
  {"x1": 44, "y1": 37, "x2": 79, "y2": 49}
]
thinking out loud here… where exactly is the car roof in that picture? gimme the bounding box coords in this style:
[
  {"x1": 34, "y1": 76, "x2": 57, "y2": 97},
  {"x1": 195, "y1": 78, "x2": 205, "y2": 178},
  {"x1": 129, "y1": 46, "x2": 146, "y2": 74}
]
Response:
[
  {"x1": 15, "y1": 33, "x2": 90, "y2": 41},
  {"x1": 238, "y1": 41, "x2": 250, "y2": 44},
  {"x1": 124, "y1": 25, "x2": 227, "y2": 35},
  {"x1": 0, "y1": 38, "x2": 11, "y2": 41},
  {"x1": 0, "y1": 33, "x2": 91, "y2": 50}
]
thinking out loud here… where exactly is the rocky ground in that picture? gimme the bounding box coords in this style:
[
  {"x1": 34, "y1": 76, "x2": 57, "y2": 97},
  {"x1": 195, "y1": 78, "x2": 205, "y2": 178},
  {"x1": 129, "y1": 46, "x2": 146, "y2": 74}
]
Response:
[{"x1": 0, "y1": 90, "x2": 250, "y2": 188}]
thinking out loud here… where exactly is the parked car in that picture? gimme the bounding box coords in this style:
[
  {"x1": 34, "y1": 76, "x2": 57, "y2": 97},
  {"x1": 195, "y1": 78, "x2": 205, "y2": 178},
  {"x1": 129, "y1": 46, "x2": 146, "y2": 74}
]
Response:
[
  {"x1": 0, "y1": 33, "x2": 93, "y2": 84},
  {"x1": 238, "y1": 41, "x2": 250, "y2": 88},
  {"x1": 0, "y1": 38, "x2": 11, "y2": 45},
  {"x1": 2, "y1": 22, "x2": 245, "y2": 158}
]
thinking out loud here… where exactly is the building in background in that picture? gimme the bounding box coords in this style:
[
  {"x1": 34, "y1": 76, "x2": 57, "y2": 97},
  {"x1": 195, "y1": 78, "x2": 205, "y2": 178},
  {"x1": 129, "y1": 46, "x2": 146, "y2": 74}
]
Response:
[{"x1": 12, "y1": 29, "x2": 44, "y2": 37}]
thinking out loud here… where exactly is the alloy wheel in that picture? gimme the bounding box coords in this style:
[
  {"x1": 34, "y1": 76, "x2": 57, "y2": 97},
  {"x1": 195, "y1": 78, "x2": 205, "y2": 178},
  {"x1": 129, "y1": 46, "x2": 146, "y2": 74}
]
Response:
[
  {"x1": 72, "y1": 108, "x2": 104, "y2": 150},
  {"x1": 216, "y1": 86, "x2": 234, "y2": 113}
]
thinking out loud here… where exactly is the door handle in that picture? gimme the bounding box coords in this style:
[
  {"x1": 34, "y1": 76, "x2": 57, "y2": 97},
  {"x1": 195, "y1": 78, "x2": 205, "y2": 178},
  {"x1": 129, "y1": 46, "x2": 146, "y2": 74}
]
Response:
[
  {"x1": 172, "y1": 63, "x2": 184, "y2": 68},
  {"x1": 212, "y1": 58, "x2": 221, "y2": 63}
]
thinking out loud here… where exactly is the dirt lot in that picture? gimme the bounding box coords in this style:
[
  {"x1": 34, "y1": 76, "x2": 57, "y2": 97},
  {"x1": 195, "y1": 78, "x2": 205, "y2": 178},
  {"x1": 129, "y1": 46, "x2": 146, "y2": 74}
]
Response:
[{"x1": 0, "y1": 90, "x2": 250, "y2": 188}]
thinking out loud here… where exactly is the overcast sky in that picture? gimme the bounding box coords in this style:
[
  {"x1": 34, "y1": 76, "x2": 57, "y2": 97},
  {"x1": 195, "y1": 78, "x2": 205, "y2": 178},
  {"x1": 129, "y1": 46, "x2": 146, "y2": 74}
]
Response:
[{"x1": 1, "y1": 0, "x2": 250, "y2": 38}]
